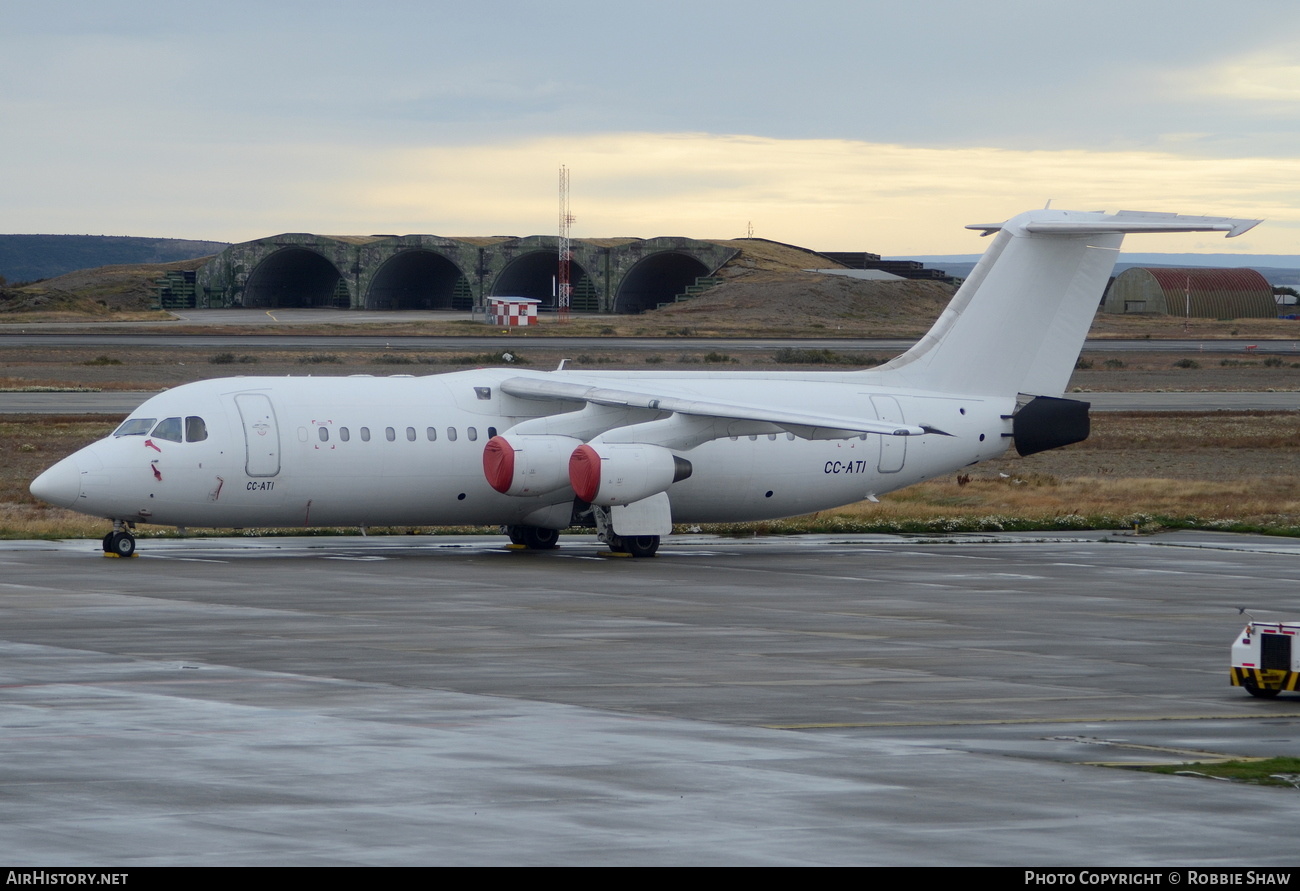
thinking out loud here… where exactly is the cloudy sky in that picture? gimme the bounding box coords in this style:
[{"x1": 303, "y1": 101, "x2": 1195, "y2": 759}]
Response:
[{"x1": 3, "y1": 1, "x2": 1299, "y2": 254}]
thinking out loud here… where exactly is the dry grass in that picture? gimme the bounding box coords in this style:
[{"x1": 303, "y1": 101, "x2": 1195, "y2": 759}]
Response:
[
  {"x1": 830, "y1": 475, "x2": 1300, "y2": 526},
  {"x1": 1, "y1": 415, "x2": 118, "y2": 537},
  {"x1": 1087, "y1": 313, "x2": 1300, "y2": 340},
  {"x1": 1079, "y1": 411, "x2": 1300, "y2": 450},
  {"x1": 0, "y1": 257, "x2": 205, "y2": 322}
]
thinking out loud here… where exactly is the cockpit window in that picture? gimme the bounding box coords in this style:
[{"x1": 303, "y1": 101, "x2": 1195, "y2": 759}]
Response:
[
  {"x1": 185, "y1": 416, "x2": 208, "y2": 442},
  {"x1": 151, "y1": 417, "x2": 183, "y2": 443},
  {"x1": 113, "y1": 418, "x2": 156, "y2": 437}
]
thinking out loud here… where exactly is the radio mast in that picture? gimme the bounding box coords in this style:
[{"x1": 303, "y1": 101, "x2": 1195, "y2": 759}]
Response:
[{"x1": 558, "y1": 165, "x2": 574, "y2": 322}]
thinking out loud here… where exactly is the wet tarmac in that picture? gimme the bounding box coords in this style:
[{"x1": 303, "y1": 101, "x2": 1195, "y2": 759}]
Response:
[{"x1": 2, "y1": 531, "x2": 1298, "y2": 865}]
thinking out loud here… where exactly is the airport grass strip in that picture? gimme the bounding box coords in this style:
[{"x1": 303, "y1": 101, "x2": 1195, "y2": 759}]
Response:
[
  {"x1": 695, "y1": 514, "x2": 1300, "y2": 538},
  {"x1": 1134, "y1": 757, "x2": 1300, "y2": 788}
]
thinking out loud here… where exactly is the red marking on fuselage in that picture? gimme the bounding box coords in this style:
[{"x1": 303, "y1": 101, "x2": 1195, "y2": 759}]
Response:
[{"x1": 145, "y1": 440, "x2": 161, "y2": 452}]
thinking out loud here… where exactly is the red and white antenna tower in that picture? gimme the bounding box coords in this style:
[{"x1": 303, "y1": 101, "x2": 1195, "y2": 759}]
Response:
[{"x1": 558, "y1": 164, "x2": 574, "y2": 322}]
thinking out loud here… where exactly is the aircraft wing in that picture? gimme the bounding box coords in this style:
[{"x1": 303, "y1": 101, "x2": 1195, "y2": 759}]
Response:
[{"x1": 499, "y1": 375, "x2": 930, "y2": 440}]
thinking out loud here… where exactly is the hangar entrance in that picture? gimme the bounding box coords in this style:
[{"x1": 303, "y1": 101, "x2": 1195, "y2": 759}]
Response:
[
  {"x1": 492, "y1": 251, "x2": 594, "y2": 311},
  {"x1": 244, "y1": 249, "x2": 349, "y2": 309},
  {"x1": 367, "y1": 250, "x2": 469, "y2": 310},
  {"x1": 613, "y1": 252, "x2": 710, "y2": 314}
]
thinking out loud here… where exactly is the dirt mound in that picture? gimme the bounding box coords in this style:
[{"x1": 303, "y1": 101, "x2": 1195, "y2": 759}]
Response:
[
  {"x1": 648, "y1": 271, "x2": 955, "y2": 336},
  {"x1": 631, "y1": 239, "x2": 956, "y2": 335},
  {"x1": 0, "y1": 256, "x2": 211, "y2": 318},
  {"x1": 707, "y1": 238, "x2": 841, "y2": 276}
]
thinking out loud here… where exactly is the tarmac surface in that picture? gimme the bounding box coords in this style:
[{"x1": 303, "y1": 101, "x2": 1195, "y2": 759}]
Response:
[
  {"x1": 3, "y1": 530, "x2": 1300, "y2": 865},
  {"x1": 2, "y1": 327, "x2": 1300, "y2": 353}
]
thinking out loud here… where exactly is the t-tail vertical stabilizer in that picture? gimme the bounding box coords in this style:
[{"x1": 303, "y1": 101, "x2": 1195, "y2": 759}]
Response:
[{"x1": 872, "y1": 209, "x2": 1261, "y2": 398}]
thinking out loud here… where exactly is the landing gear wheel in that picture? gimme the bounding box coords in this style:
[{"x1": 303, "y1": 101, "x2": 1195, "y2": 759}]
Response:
[
  {"x1": 505, "y1": 525, "x2": 527, "y2": 546},
  {"x1": 1244, "y1": 680, "x2": 1281, "y2": 699},
  {"x1": 102, "y1": 532, "x2": 115, "y2": 554},
  {"x1": 623, "y1": 535, "x2": 660, "y2": 559},
  {"x1": 519, "y1": 526, "x2": 560, "y2": 550},
  {"x1": 108, "y1": 531, "x2": 136, "y2": 558}
]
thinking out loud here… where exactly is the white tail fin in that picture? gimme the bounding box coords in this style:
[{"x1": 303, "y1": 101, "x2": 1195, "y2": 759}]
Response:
[{"x1": 872, "y1": 209, "x2": 1261, "y2": 398}]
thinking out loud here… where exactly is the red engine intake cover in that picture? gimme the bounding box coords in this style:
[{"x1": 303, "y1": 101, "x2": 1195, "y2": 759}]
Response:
[
  {"x1": 482, "y1": 436, "x2": 516, "y2": 494},
  {"x1": 568, "y1": 444, "x2": 601, "y2": 503}
]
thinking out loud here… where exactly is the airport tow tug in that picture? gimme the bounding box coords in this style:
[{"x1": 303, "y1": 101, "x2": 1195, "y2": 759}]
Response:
[{"x1": 1231, "y1": 614, "x2": 1300, "y2": 698}]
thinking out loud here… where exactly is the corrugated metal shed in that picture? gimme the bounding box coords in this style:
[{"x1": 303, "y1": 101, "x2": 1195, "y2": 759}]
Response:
[{"x1": 1103, "y1": 267, "x2": 1275, "y2": 318}]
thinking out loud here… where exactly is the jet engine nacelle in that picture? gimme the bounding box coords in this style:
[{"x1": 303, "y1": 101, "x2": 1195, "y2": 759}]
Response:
[
  {"x1": 568, "y1": 443, "x2": 692, "y2": 507},
  {"x1": 483, "y1": 434, "x2": 585, "y2": 496}
]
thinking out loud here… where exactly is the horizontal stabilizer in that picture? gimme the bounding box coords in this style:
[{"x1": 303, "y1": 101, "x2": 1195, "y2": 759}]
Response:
[{"x1": 967, "y1": 209, "x2": 1261, "y2": 239}]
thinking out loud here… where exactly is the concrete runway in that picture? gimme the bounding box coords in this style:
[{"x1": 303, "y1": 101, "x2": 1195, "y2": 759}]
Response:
[{"x1": 3, "y1": 531, "x2": 1300, "y2": 865}]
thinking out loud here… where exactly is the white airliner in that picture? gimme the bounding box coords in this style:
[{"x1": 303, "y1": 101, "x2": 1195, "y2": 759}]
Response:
[{"x1": 30, "y1": 208, "x2": 1259, "y2": 558}]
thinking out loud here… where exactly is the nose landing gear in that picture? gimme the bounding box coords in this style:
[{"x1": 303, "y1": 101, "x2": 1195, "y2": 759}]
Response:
[{"x1": 102, "y1": 522, "x2": 136, "y2": 558}]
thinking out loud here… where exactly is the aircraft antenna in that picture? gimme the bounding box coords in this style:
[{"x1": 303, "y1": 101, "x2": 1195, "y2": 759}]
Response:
[{"x1": 558, "y1": 165, "x2": 574, "y2": 323}]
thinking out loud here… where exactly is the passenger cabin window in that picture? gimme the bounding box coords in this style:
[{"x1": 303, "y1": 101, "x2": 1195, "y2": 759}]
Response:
[
  {"x1": 467, "y1": 427, "x2": 477, "y2": 442},
  {"x1": 447, "y1": 427, "x2": 458, "y2": 442},
  {"x1": 151, "y1": 417, "x2": 183, "y2": 443},
  {"x1": 488, "y1": 426, "x2": 497, "y2": 438},
  {"x1": 406, "y1": 426, "x2": 416, "y2": 442},
  {"x1": 114, "y1": 418, "x2": 156, "y2": 437},
  {"x1": 386, "y1": 427, "x2": 396, "y2": 442},
  {"x1": 426, "y1": 427, "x2": 437, "y2": 441},
  {"x1": 185, "y1": 416, "x2": 207, "y2": 442},
  {"x1": 340, "y1": 427, "x2": 350, "y2": 442},
  {"x1": 361, "y1": 427, "x2": 371, "y2": 442},
  {"x1": 318, "y1": 427, "x2": 329, "y2": 442}
]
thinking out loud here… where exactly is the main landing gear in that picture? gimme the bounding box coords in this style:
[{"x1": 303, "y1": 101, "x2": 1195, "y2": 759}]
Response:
[
  {"x1": 505, "y1": 525, "x2": 560, "y2": 550},
  {"x1": 587, "y1": 504, "x2": 661, "y2": 558},
  {"x1": 502, "y1": 524, "x2": 660, "y2": 557},
  {"x1": 102, "y1": 521, "x2": 136, "y2": 558},
  {"x1": 606, "y1": 534, "x2": 660, "y2": 559}
]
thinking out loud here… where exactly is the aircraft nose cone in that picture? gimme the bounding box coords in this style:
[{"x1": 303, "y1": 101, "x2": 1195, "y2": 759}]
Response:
[{"x1": 30, "y1": 457, "x2": 82, "y2": 509}]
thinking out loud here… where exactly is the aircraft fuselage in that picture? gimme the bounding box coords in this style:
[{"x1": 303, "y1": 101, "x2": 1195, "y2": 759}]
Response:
[{"x1": 34, "y1": 368, "x2": 1011, "y2": 530}]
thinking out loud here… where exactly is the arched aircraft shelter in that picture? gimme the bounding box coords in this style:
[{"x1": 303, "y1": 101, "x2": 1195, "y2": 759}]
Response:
[
  {"x1": 492, "y1": 250, "x2": 592, "y2": 311},
  {"x1": 366, "y1": 250, "x2": 468, "y2": 310},
  {"x1": 243, "y1": 247, "x2": 349, "y2": 309},
  {"x1": 197, "y1": 233, "x2": 737, "y2": 314},
  {"x1": 614, "y1": 251, "x2": 712, "y2": 315}
]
